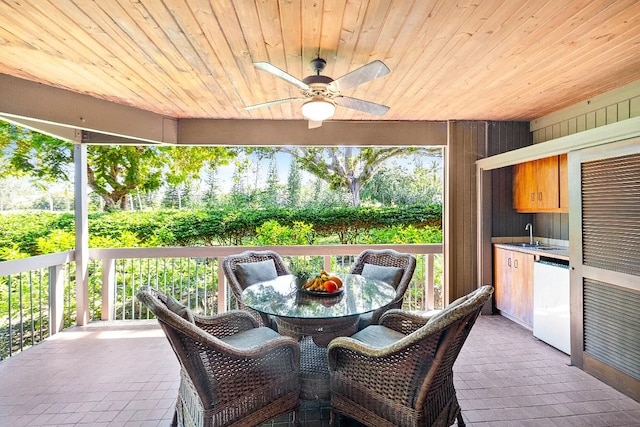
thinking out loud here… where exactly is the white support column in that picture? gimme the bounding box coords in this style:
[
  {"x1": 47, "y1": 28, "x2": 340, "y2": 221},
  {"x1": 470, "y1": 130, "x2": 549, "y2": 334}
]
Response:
[
  {"x1": 74, "y1": 143, "x2": 89, "y2": 325},
  {"x1": 48, "y1": 264, "x2": 65, "y2": 335}
]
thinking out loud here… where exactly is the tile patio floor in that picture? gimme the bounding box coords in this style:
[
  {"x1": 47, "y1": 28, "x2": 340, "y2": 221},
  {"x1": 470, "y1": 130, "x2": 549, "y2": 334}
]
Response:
[{"x1": 0, "y1": 314, "x2": 639, "y2": 426}]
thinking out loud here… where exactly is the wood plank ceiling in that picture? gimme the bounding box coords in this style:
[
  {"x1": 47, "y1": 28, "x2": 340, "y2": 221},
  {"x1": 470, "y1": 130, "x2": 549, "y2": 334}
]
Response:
[{"x1": 1, "y1": 0, "x2": 640, "y2": 123}]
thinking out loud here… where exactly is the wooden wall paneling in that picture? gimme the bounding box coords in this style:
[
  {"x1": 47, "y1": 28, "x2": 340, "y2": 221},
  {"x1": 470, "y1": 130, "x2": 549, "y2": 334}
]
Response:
[{"x1": 446, "y1": 121, "x2": 488, "y2": 302}]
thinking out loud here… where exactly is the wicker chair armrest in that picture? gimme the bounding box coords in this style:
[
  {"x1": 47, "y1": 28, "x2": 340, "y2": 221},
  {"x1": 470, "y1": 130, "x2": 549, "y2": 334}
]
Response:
[
  {"x1": 328, "y1": 334, "x2": 418, "y2": 367},
  {"x1": 378, "y1": 309, "x2": 431, "y2": 334},
  {"x1": 193, "y1": 310, "x2": 259, "y2": 337}
]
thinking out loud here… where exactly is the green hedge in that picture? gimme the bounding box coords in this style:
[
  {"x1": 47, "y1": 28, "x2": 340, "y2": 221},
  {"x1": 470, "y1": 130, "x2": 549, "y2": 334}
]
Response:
[{"x1": 0, "y1": 204, "x2": 442, "y2": 257}]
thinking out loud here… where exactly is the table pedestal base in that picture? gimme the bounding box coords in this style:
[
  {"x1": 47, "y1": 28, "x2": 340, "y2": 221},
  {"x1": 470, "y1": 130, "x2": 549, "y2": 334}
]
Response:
[
  {"x1": 275, "y1": 316, "x2": 359, "y2": 347},
  {"x1": 299, "y1": 337, "x2": 331, "y2": 401}
]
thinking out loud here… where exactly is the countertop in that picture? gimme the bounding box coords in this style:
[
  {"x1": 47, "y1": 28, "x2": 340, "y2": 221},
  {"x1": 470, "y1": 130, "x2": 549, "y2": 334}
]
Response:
[{"x1": 494, "y1": 243, "x2": 569, "y2": 261}]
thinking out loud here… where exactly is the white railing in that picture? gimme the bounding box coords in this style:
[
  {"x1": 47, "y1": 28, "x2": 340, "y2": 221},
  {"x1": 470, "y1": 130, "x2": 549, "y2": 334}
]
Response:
[{"x1": 0, "y1": 244, "x2": 442, "y2": 360}]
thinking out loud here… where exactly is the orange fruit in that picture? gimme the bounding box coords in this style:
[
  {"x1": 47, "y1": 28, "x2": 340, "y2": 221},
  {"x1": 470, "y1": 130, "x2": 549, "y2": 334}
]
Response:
[
  {"x1": 324, "y1": 280, "x2": 338, "y2": 293},
  {"x1": 328, "y1": 276, "x2": 343, "y2": 288}
]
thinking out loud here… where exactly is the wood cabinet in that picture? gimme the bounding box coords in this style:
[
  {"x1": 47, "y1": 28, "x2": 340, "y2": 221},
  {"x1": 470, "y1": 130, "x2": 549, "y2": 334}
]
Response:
[
  {"x1": 513, "y1": 155, "x2": 567, "y2": 213},
  {"x1": 493, "y1": 246, "x2": 534, "y2": 328}
]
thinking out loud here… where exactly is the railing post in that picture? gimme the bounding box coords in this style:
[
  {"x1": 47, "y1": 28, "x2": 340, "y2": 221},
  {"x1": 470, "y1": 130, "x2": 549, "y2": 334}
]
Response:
[
  {"x1": 217, "y1": 256, "x2": 226, "y2": 313},
  {"x1": 323, "y1": 256, "x2": 331, "y2": 273},
  {"x1": 426, "y1": 254, "x2": 435, "y2": 310},
  {"x1": 49, "y1": 264, "x2": 65, "y2": 335},
  {"x1": 102, "y1": 258, "x2": 115, "y2": 321}
]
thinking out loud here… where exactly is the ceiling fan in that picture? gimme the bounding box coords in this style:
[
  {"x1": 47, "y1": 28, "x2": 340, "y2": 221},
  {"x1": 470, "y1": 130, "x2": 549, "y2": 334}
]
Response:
[{"x1": 244, "y1": 57, "x2": 390, "y2": 129}]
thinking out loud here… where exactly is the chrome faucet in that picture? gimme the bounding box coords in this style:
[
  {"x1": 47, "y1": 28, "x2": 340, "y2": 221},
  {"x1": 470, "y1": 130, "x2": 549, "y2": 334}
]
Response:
[{"x1": 525, "y1": 223, "x2": 533, "y2": 245}]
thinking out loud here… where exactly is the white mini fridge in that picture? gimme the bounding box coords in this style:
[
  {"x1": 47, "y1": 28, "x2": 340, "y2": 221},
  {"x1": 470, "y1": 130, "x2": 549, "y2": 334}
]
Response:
[{"x1": 533, "y1": 260, "x2": 571, "y2": 355}]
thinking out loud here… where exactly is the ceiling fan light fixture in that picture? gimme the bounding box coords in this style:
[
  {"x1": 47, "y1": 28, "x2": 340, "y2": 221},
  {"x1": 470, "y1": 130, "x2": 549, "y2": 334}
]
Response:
[{"x1": 301, "y1": 99, "x2": 335, "y2": 122}]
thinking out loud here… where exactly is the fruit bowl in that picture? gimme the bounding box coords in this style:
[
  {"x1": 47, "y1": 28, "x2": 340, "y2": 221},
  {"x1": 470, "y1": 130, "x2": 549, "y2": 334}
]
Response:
[
  {"x1": 300, "y1": 287, "x2": 344, "y2": 297},
  {"x1": 299, "y1": 271, "x2": 344, "y2": 294}
]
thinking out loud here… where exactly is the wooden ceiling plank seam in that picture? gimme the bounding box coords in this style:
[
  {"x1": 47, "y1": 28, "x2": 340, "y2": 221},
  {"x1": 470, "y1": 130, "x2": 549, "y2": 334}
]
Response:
[
  {"x1": 0, "y1": 1, "x2": 127, "y2": 96},
  {"x1": 162, "y1": 0, "x2": 246, "y2": 118},
  {"x1": 186, "y1": 0, "x2": 263, "y2": 118},
  {"x1": 474, "y1": 25, "x2": 640, "y2": 120},
  {"x1": 376, "y1": 0, "x2": 466, "y2": 119},
  {"x1": 80, "y1": 0, "x2": 201, "y2": 116},
  {"x1": 410, "y1": 0, "x2": 640, "y2": 119},
  {"x1": 254, "y1": 0, "x2": 295, "y2": 119},
  {"x1": 234, "y1": 0, "x2": 283, "y2": 120},
  {"x1": 301, "y1": 0, "x2": 324, "y2": 73},
  {"x1": 67, "y1": 0, "x2": 191, "y2": 116},
  {"x1": 138, "y1": 0, "x2": 231, "y2": 115},
  {"x1": 200, "y1": 0, "x2": 273, "y2": 120},
  {"x1": 43, "y1": 0, "x2": 180, "y2": 114},
  {"x1": 388, "y1": 1, "x2": 486, "y2": 119},
  {"x1": 422, "y1": 0, "x2": 557, "y2": 96},
  {"x1": 330, "y1": 0, "x2": 369, "y2": 83},
  {"x1": 405, "y1": 0, "x2": 531, "y2": 114},
  {"x1": 318, "y1": 0, "x2": 348, "y2": 80},
  {"x1": 0, "y1": 25, "x2": 149, "y2": 117},
  {"x1": 116, "y1": 1, "x2": 219, "y2": 118},
  {"x1": 338, "y1": 0, "x2": 394, "y2": 121},
  {"x1": 340, "y1": 0, "x2": 416, "y2": 118},
  {"x1": 480, "y1": 2, "x2": 640, "y2": 91},
  {"x1": 279, "y1": 0, "x2": 305, "y2": 88},
  {"x1": 421, "y1": 0, "x2": 570, "y2": 119}
]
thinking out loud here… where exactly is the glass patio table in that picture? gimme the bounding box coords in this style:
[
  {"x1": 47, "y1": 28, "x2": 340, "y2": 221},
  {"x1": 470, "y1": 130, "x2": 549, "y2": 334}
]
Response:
[{"x1": 240, "y1": 273, "x2": 396, "y2": 347}]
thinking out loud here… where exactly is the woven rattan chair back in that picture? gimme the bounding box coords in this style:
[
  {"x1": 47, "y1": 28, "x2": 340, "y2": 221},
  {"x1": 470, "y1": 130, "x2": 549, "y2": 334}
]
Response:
[
  {"x1": 350, "y1": 249, "x2": 417, "y2": 326},
  {"x1": 222, "y1": 250, "x2": 290, "y2": 328},
  {"x1": 136, "y1": 286, "x2": 300, "y2": 427}
]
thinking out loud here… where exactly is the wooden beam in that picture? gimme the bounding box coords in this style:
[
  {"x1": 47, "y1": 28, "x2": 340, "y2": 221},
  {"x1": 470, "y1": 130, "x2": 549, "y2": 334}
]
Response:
[
  {"x1": 0, "y1": 73, "x2": 177, "y2": 144},
  {"x1": 177, "y1": 119, "x2": 448, "y2": 146}
]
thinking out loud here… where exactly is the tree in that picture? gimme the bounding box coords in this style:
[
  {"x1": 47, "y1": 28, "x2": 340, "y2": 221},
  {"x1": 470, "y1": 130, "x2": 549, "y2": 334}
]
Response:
[
  {"x1": 284, "y1": 147, "x2": 440, "y2": 206},
  {"x1": 0, "y1": 121, "x2": 236, "y2": 211},
  {"x1": 286, "y1": 158, "x2": 302, "y2": 207}
]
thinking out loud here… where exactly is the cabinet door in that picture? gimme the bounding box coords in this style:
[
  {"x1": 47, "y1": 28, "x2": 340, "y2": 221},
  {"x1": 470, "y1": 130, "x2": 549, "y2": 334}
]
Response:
[
  {"x1": 536, "y1": 156, "x2": 560, "y2": 210},
  {"x1": 494, "y1": 247, "x2": 509, "y2": 311},
  {"x1": 513, "y1": 161, "x2": 537, "y2": 211},
  {"x1": 559, "y1": 153, "x2": 569, "y2": 211},
  {"x1": 513, "y1": 252, "x2": 534, "y2": 327}
]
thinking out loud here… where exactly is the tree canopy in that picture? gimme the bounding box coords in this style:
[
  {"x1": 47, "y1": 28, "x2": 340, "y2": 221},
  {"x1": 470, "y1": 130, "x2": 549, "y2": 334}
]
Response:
[
  {"x1": 284, "y1": 147, "x2": 441, "y2": 206},
  {"x1": 0, "y1": 121, "x2": 236, "y2": 211}
]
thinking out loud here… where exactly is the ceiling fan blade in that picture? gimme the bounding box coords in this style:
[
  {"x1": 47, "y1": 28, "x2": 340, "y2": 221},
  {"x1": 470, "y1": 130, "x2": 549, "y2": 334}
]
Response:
[
  {"x1": 243, "y1": 97, "x2": 302, "y2": 111},
  {"x1": 253, "y1": 62, "x2": 310, "y2": 91},
  {"x1": 308, "y1": 120, "x2": 323, "y2": 129},
  {"x1": 334, "y1": 96, "x2": 390, "y2": 116},
  {"x1": 328, "y1": 60, "x2": 390, "y2": 92}
]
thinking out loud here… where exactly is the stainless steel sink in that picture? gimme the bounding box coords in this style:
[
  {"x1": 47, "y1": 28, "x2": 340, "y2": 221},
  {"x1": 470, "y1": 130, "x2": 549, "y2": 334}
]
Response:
[{"x1": 511, "y1": 243, "x2": 564, "y2": 251}]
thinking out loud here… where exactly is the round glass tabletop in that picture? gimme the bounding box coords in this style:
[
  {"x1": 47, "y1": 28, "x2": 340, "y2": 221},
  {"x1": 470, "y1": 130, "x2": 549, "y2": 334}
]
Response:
[{"x1": 240, "y1": 274, "x2": 396, "y2": 320}]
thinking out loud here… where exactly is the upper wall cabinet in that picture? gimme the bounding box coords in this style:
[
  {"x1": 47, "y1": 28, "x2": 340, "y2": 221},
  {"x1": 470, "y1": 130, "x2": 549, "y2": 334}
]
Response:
[{"x1": 513, "y1": 155, "x2": 568, "y2": 213}]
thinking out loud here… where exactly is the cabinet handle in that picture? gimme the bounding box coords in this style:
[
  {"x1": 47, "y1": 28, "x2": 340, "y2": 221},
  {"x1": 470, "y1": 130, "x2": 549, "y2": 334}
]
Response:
[
  {"x1": 538, "y1": 191, "x2": 542, "y2": 201},
  {"x1": 514, "y1": 259, "x2": 518, "y2": 268},
  {"x1": 530, "y1": 192, "x2": 535, "y2": 202},
  {"x1": 508, "y1": 257, "x2": 511, "y2": 267}
]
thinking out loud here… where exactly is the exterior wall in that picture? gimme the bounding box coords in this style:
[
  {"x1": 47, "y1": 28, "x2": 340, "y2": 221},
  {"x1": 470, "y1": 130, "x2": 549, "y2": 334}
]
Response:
[
  {"x1": 446, "y1": 121, "x2": 489, "y2": 302},
  {"x1": 531, "y1": 80, "x2": 640, "y2": 143},
  {"x1": 488, "y1": 122, "x2": 533, "y2": 238}
]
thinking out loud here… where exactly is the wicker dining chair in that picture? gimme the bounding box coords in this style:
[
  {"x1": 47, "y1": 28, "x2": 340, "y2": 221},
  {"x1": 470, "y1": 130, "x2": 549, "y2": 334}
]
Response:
[
  {"x1": 222, "y1": 250, "x2": 291, "y2": 329},
  {"x1": 350, "y1": 249, "x2": 417, "y2": 329},
  {"x1": 136, "y1": 286, "x2": 301, "y2": 427},
  {"x1": 328, "y1": 285, "x2": 494, "y2": 427}
]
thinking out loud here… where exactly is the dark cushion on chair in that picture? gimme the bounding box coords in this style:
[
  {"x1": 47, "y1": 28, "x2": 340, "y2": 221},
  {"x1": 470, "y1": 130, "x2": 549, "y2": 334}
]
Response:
[
  {"x1": 236, "y1": 259, "x2": 278, "y2": 287},
  {"x1": 361, "y1": 263, "x2": 404, "y2": 288},
  {"x1": 165, "y1": 296, "x2": 195, "y2": 324},
  {"x1": 351, "y1": 325, "x2": 406, "y2": 348},
  {"x1": 219, "y1": 327, "x2": 282, "y2": 349}
]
